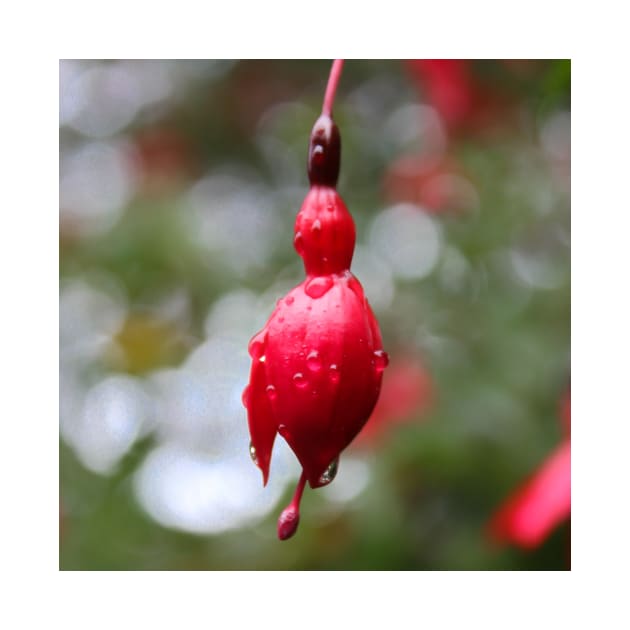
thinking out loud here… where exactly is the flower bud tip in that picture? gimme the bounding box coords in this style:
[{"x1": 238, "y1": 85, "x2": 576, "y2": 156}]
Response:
[{"x1": 277, "y1": 507, "x2": 300, "y2": 540}]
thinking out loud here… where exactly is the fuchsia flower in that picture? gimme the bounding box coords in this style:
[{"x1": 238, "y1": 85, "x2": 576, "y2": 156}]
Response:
[
  {"x1": 488, "y1": 390, "x2": 571, "y2": 549},
  {"x1": 242, "y1": 61, "x2": 388, "y2": 540}
]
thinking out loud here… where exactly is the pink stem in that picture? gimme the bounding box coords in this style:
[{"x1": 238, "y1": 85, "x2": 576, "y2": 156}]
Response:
[
  {"x1": 322, "y1": 59, "x2": 345, "y2": 117},
  {"x1": 277, "y1": 470, "x2": 307, "y2": 540}
]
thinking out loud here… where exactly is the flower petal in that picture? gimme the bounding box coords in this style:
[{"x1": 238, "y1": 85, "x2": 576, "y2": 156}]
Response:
[
  {"x1": 245, "y1": 330, "x2": 277, "y2": 486},
  {"x1": 265, "y1": 275, "x2": 383, "y2": 487},
  {"x1": 489, "y1": 441, "x2": 571, "y2": 549}
]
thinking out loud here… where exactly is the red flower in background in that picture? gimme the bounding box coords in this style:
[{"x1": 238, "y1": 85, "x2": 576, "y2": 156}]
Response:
[
  {"x1": 355, "y1": 355, "x2": 433, "y2": 446},
  {"x1": 243, "y1": 66, "x2": 388, "y2": 540},
  {"x1": 132, "y1": 126, "x2": 194, "y2": 193},
  {"x1": 382, "y1": 153, "x2": 478, "y2": 215},
  {"x1": 406, "y1": 59, "x2": 513, "y2": 137},
  {"x1": 407, "y1": 60, "x2": 476, "y2": 133},
  {"x1": 488, "y1": 390, "x2": 571, "y2": 549}
]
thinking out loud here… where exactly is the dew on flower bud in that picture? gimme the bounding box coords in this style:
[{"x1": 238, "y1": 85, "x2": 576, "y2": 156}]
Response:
[
  {"x1": 373, "y1": 349, "x2": 389, "y2": 373},
  {"x1": 241, "y1": 385, "x2": 250, "y2": 408},
  {"x1": 293, "y1": 372, "x2": 308, "y2": 388},
  {"x1": 294, "y1": 232, "x2": 305, "y2": 256},
  {"x1": 329, "y1": 364, "x2": 340, "y2": 384},
  {"x1": 265, "y1": 384, "x2": 277, "y2": 401},
  {"x1": 248, "y1": 337, "x2": 265, "y2": 361},
  {"x1": 311, "y1": 219, "x2": 322, "y2": 234},
  {"x1": 305, "y1": 276, "x2": 333, "y2": 298},
  {"x1": 326, "y1": 204, "x2": 334, "y2": 212},
  {"x1": 318, "y1": 457, "x2": 339, "y2": 486},
  {"x1": 286, "y1": 296, "x2": 295, "y2": 306},
  {"x1": 306, "y1": 350, "x2": 322, "y2": 372},
  {"x1": 311, "y1": 144, "x2": 325, "y2": 166},
  {"x1": 249, "y1": 441, "x2": 258, "y2": 464}
]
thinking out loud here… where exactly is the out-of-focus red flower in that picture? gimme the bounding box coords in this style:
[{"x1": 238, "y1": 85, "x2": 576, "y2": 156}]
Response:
[
  {"x1": 383, "y1": 153, "x2": 477, "y2": 214},
  {"x1": 132, "y1": 127, "x2": 193, "y2": 192},
  {"x1": 406, "y1": 60, "x2": 511, "y2": 137},
  {"x1": 355, "y1": 355, "x2": 433, "y2": 446},
  {"x1": 407, "y1": 60, "x2": 476, "y2": 132},
  {"x1": 243, "y1": 114, "x2": 388, "y2": 539},
  {"x1": 489, "y1": 391, "x2": 571, "y2": 549}
]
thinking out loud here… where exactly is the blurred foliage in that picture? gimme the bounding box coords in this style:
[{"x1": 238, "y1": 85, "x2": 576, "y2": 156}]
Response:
[{"x1": 60, "y1": 60, "x2": 570, "y2": 570}]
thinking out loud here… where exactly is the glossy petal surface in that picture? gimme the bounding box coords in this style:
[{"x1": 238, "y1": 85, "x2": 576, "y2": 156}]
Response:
[{"x1": 263, "y1": 273, "x2": 383, "y2": 487}]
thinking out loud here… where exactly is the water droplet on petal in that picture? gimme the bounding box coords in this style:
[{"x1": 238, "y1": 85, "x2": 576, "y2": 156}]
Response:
[
  {"x1": 318, "y1": 457, "x2": 339, "y2": 485},
  {"x1": 373, "y1": 349, "x2": 389, "y2": 372},
  {"x1": 311, "y1": 219, "x2": 322, "y2": 234},
  {"x1": 306, "y1": 350, "x2": 322, "y2": 372},
  {"x1": 249, "y1": 441, "x2": 258, "y2": 464},
  {"x1": 329, "y1": 364, "x2": 340, "y2": 384},
  {"x1": 294, "y1": 232, "x2": 304, "y2": 255},
  {"x1": 248, "y1": 335, "x2": 265, "y2": 360},
  {"x1": 293, "y1": 372, "x2": 307, "y2": 388},
  {"x1": 248, "y1": 343, "x2": 263, "y2": 360},
  {"x1": 286, "y1": 296, "x2": 295, "y2": 306},
  {"x1": 241, "y1": 385, "x2": 250, "y2": 408},
  {"x1": 266, "y1": 384, "x2": 277, "y2": 401},
  {"x1": 326, "y1": 204, "x2": 334, "y2": 212},
  {"x1": 305, "y1": 276, "x2": 333, "y2": 299}
]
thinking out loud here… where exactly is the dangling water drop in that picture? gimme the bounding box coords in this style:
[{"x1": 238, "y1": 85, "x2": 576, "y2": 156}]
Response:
[
  {"x1": 286, "y1": 296, "x2": 295, "y2": 306},
  {"x1": 305, "y1": 276, "x2": 333, "y2": 298},
  {"x1": 266, "y1": 384, "x2": 277, "y2": 401},
  {"x1": 318, "y1": 457, "x2": 339, "y2": 486},
  {"x1": 373, "y1": 349, "x2": 389, "y2": 373},
  {"x1": 293, "y1": 372, "x2": 308, "y2": 388},
  {"x1": 306, "y1": 350, "x2": 322, "y2": 372},
  {"x1": 249, "y1": 441, "x2": 258, "y2": 465}
]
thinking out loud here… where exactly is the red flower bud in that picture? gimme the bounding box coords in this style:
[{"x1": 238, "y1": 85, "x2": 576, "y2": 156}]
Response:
[{"x1": 243, "y1": 112, "x2": 388, "y2": 539}]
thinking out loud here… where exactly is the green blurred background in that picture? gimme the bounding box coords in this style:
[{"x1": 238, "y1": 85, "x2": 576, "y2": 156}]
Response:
[{"x1": 59, "y1": 59, "x2": 570, "y2": 570}]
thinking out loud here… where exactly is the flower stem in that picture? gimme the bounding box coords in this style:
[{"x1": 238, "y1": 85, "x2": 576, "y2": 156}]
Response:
[{"x1": 322, "y1": 59, "x2": 344, "y2": 117}]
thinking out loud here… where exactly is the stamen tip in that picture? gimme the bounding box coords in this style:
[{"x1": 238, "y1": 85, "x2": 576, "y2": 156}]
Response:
[{"x1": 277, "y1": 506, "x2": 300, "y2": 540}]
